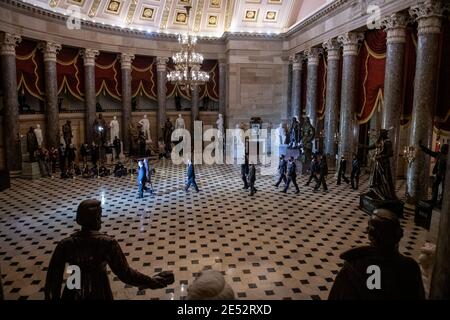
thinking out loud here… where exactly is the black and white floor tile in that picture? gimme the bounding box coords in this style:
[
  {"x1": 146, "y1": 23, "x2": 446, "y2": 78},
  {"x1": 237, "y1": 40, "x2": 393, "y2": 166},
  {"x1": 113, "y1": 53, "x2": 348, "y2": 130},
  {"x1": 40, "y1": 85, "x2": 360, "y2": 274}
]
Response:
[{"x1": 0, "y1": 160, "x2": 427, "y2": 300}]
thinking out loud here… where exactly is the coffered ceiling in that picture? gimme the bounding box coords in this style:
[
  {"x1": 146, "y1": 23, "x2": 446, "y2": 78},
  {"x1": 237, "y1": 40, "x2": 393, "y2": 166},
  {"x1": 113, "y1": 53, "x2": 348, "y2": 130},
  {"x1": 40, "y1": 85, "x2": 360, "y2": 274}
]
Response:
[{"x1": 20, "y1": 0, "x2": 332, "y2": 37}]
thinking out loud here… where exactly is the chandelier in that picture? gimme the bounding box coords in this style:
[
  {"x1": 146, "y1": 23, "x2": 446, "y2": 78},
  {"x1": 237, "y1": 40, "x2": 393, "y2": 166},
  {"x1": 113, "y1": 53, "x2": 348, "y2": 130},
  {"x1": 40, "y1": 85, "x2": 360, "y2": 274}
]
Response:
[{"x1": 167, "y1": 5, "x2": 210, "y2": 91}]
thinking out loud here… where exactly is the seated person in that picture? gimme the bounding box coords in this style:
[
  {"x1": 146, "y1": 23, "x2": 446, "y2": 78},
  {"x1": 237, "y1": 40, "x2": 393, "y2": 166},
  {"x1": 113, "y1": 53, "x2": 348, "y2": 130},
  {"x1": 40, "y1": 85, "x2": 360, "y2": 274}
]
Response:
[
  {"x1": 74, "y1": 164, "x2": 82, "y2": 176},
  {"x1": 45, "y1": 200, "x2": 174, "y2": 300},
  {"x1": 82, "y1": 165, "x2": 91, "y2": 179},
  {"x1": 114, "y1": 162, "x2": 127, "y2": 177},
  {"x1": 328, "y1": 209, "x2": 425, "y2": 300},
  {"x1": 99, "y1": 165, "x2": 110, "y2": 177},
  {"x1": 90, "y1": 165, "x2": 99, "y2": 178}
]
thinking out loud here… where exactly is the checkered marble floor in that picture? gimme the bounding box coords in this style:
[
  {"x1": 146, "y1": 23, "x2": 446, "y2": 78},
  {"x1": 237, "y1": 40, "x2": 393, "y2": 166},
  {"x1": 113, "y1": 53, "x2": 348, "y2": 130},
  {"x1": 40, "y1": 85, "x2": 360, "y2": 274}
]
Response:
[{"x1": 0, "y1": 160, "x2": 427, "y2": 300}]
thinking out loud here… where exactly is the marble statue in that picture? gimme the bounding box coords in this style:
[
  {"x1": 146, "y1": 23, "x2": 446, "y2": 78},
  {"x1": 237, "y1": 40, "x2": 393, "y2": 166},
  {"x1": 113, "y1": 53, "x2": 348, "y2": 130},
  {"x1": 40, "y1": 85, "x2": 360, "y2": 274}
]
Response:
[
  {"x1": 139, "y1": 114, "x2": 152, "y2": 142},
  {"x1": 62, "y1": 120, "x2": 73, "y2": 146},
  {"x1": 110, "y1": 116, "x2": 120, "y2": 144},
  {"x1": 34, "y1": 124, "x2": 43, "y2": 147},
  {"x1": 175, "y1": 114, "x2": 185, "y2": 130},
  {"x1": 217, "y1": 114, "x2": 224, "y2": 137},
  {"x1": 274, "y1": 123, "x2": 286, "y2": 146}
]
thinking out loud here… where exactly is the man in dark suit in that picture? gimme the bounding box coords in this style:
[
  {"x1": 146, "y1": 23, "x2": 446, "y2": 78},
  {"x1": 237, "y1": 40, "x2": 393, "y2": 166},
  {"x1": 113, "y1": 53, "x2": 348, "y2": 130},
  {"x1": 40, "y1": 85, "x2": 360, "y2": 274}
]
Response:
[
  {"x1": 275, "y1": 155, "x2": 287, "y2": 188},
  {"x1": 241, "y1": 154, "x2": 250, "y2": 189},
  {"x1": 58, "y1": 143, "x2": 67, "y2": 178},
  {"x1": 248, "y1": 164, "x2": 257, "y2": 196},
  {"x1": 137, "y1": 160, "x2": 147, "y2": 199},
  {"x1": 283, "y1": 157, "x2": 300, "y2": 194},
  {"x1": 305, "y1": 154, "x2": 319, "y2": 187},
  {"x1": 337, "y1": 155, "x2": 350, "y2": 185},
  {"x1": 419, "y1": 141, "x2": 448, "y2": 205},
  {"x1": 185, "y1": 159, "x2": 199, "y2": 193},
  {"x1": 315, "y1": 153, "x2": 328, "y2": 192},
  {"x1": 351, "y1": 154, "x2": 361, "y2": 190}
]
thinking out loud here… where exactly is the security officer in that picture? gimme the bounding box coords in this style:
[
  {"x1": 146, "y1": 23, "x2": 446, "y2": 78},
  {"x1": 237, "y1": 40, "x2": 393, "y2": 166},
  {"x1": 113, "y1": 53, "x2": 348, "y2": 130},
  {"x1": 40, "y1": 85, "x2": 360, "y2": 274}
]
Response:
[
  {"x1": 283, "y1": 157, "x2": 300, "y2": 194},
  {"x1": 274, "y1": 155, "x2": 287, "y2": 188}
]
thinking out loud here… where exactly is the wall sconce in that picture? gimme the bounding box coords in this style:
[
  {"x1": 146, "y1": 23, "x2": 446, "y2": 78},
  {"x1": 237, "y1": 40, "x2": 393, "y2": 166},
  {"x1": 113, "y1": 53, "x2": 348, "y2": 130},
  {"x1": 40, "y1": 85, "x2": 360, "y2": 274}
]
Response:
[
  {"x1": 403, "y1": 145, "x2": 416, "y2": 167},
  {"x1": 334, "y1": 132, "x2": 340, "y2": 144}
]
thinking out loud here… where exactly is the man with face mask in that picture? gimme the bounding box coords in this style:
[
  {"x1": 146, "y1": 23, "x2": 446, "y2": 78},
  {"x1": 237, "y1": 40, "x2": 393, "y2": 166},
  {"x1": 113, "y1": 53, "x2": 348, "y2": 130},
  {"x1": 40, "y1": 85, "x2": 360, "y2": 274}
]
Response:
[
  {"x1": 328, "y1": 209, "x2": 425, "y2": 300},
  {"x1": 45, "y1": 200, "x2": 174, "y2": 300},
  {"x1": 274, "y1": 154, "x2": 287, "y2": 188}
]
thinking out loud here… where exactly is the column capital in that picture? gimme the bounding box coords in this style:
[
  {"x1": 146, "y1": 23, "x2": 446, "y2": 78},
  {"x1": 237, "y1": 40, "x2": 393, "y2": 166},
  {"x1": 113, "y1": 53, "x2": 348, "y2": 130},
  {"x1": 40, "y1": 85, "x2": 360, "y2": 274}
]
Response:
[
  {"x1": 322, "y1": 38, "x2": 341, "y2": 61},
  {"x1": 39, "y1": 41, "x2": 62, "y2": 62},
  {"x1": 218, "y1": 59, "x2": 227, "y2": 68},
  {"x1": 81, "y1": 48, "x2": 99, "y2": 66},
  {"x1": 305, "y1": 47, "x2": 323, "y2": 66},
  {"x1": 289, "y1": 54, "x2": 303, "y2": 70},
  {"x1": 0, "y1": 33, "x2": 21, "y2": 56},
  {"x1": 119, "y1": 53, "x2": 135, "y2": 69},
  {"x1": 156, "y1": 57, "x2": 169, "y2": 72},
  {"x1": 381, "y1": 13, "x2": 410, "y2": 44},
  {"x1": 409, "y1": 0, "x2": 446, "y2": 34},
  {"x1": 338, "y1": 32, "x2": 364, "y2": 56}
]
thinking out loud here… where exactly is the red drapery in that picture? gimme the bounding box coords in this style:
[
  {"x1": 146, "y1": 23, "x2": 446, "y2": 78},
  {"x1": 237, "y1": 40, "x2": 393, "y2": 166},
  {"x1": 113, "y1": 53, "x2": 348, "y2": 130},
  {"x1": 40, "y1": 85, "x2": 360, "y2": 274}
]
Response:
[
  {"x1": 166, "y1": 59, "x2": 219, "y2": 101},
  {"x1": 16, "y1": 39, "x2": 45, "y2": 100},
  {"x1": 317, "y1": 55, "x2": 327, "y2": 120},
  {"x1": 95, "y1": 52, "x2": 122, "y2": 100},
  {"x1": 57, "y1": 46, "x2": 84, "y2": 100},
  {"x1": 131, "y1": 55, "x2": 156, "y2": 100},
  {"x1": 356, "y1": 30, "x2": 387, "y2": 124}
]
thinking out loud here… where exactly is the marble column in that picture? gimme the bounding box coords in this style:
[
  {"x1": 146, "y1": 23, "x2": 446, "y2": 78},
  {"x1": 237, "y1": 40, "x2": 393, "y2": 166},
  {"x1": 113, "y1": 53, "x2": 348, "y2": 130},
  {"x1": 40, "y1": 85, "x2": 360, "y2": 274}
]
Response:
[
  {"x1": 191, "y1": 85, "x2": 199, "y2": 134},
  {"x1": 81, "y1": 49, "x2": 99, "y2": 145},
  {"x1": 290, "y1": 54, "x2": 302, "y2": 119},
  {"x1": 120, "y1": 53, "x2": 135, "y2": 154},
  {"x1": 407, "y1": 1, "x2": 445, "y2": 203},
  {"x1": 322, "y1": 38, "x2": 341, "y2": 168},
  {"x1": 337, "y1": 32, "x2": 364, "y2": 160},
  {"x1": 430, "y1": 145, "x2": 450, "y2": 299},
  {"x1": 381, "y1": 13, "x2": 409, "y2": 185},
  {"x1": 156, "y1": 57, "x2": 168, "y2": 141},
  {"x1": 0, "y1": 33, "x2": 21, "y2": 176},
  {"x1": 305, "y1": 48, "x2": 322, "y2": 130},
  {"x1": 39, "y1": 41, "x2": 61, "y2": 149},
  {"x1": 218, "y1": 61, "x2": 227, "y2": 119}
]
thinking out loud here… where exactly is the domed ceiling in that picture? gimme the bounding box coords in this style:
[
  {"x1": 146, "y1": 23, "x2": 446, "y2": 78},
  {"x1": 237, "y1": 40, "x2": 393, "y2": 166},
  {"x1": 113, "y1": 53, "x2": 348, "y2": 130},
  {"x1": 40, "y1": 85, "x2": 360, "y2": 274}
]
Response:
[{"x1": 19, "y1": 0, "x2": 332, "y2": 37}]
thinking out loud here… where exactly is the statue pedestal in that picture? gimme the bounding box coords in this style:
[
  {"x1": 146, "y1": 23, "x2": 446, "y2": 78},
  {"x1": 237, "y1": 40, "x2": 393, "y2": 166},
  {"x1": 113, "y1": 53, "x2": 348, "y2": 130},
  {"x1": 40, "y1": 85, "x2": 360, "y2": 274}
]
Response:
[
  {"x1": 359, "y1": 191, "x2": 404, "y2": 218},
  {"x1": 277, "y1": 145, "x2": 288, "y2": 157},
  {"x1": 21, "y1": 162, "x2": 41, "y2": 180}
]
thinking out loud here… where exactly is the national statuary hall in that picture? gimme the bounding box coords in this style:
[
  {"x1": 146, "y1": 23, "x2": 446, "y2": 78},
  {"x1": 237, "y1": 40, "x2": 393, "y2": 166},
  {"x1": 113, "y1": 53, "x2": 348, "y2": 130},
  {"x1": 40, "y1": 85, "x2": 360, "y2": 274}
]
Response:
[{"x1": 0, "y1": 0, "x2": 449, "y2": 306}]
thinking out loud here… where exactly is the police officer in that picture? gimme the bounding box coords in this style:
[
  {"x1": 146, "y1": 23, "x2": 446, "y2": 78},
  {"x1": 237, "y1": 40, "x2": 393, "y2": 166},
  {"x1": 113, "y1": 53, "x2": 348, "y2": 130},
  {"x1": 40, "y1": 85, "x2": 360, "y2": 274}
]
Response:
[
  {"x1": 185, "y1": 159, "x2": 199, "y2": 193},
  {"x1": 314, "y1": 153, "x2": 328, "y2": 192},
  {"x1": 274, "y1": 155, "x2": 287, "y2": 188},
  {"x1": 283, "y1": 157, "x2": 300, "y2": 194},
  {"x1": 241, "y1": 154, "x2": 250, "y2": 190},
  {"x1": 305, "y1": 154, "x2": 319, "y2": 187},
  {"x1": 248, "y1": 164, "x2": 257, "y2": 196}
]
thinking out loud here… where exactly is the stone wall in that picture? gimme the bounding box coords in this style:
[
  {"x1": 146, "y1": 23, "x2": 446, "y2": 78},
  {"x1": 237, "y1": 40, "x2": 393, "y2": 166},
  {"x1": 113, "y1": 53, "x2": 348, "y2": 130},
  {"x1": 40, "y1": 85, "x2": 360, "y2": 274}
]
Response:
[
  {"x1": 226, "y1": 39, "x2": 289, "y2": 128},
  {"x1": 0, "y1": 116, "x2": 5, "y2": 170}
]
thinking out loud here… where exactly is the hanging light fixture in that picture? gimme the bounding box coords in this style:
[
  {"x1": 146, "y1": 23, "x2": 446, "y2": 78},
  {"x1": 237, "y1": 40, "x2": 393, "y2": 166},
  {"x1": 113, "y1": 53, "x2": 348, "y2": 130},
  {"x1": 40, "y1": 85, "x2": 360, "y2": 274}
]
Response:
[{"x1": 167, "y1": 5, "x2": 210, "y2": 92}]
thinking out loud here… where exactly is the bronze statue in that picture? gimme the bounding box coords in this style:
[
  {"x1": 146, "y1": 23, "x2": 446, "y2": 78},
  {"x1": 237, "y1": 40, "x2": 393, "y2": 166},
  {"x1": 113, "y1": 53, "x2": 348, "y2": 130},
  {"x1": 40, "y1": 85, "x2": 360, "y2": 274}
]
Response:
[
  {"x1": 288, "y1": 117, "x2": 300, "y2": 149},
  {"x1": 26, "y1": 127, "x2": 39, "y2": 162},
  {"x1": 129, "y1": 122, "x2": 140, "y2": 156},
  {"x1": 45, "y1": 200, "x2": 174, "y2": 300},
  {"x1": 163, "y1": 118, "x2": 173, "y2": 148},
  {"x1": 62, "y1": 120, "x2": 73, "y2": 146},
  {"x1": 301, "y1": 116, "x2": 316, "y2": 163},
  {"x1": 93, "y1": 114, "x2": 107, "y2": 146},
  {"x1": 367, "y1": 129, "x2": 396, "y2": 200}
]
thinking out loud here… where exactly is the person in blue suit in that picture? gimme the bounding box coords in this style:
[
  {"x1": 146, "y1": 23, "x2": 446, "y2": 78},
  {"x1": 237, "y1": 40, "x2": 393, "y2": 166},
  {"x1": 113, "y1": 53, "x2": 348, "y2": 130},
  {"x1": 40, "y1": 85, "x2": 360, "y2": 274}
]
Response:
[
  {"x1": 185, "y1": 159, "x2": 199, "y2": 193},
  {"x1": 137, "y1": 160, "x2": 147, "y2": 199}
]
